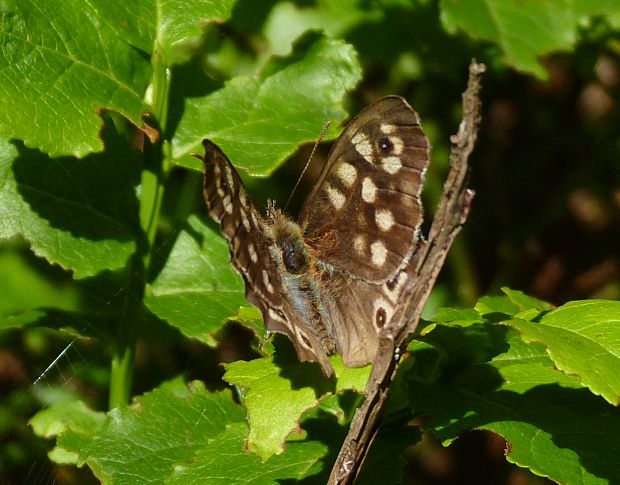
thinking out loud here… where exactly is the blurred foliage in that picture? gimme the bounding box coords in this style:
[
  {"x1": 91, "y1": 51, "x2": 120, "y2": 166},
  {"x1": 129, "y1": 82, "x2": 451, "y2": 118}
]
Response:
[{"x1": 1, "y1": 0, "x2": 619, "y2": 483}]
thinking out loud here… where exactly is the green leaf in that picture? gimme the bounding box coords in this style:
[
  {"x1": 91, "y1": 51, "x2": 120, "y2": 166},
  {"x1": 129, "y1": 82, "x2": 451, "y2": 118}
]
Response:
[
  {"x1": 408, "y1": 322, "x2": 620, "y2": 484},
  {"x1": 94, "y1": 0, "x2": 238, "y2": 64},
  {"x1": 501, "y1": 287, "x2": 554, "y2": 312},
  {"x1": 440, "y1": 0, "x2": 620, "y2": 78},
  {"x1": 223, "y1": 344, "x2": 370, "y2": 461},
  {"x1": 156, "y1": 0, "x2": 237, "y2": 63},
  {"x1": 144, "y1": 214, "x2": 246, "y2": 346},
  {"x1": 30, "y1": 399, "x2": 106, "y2": 465},
  {"x1": 172, "y1": 32, "x2": 362, "y2": 175},
  {"x1": 504, "y1": 300, "x2": 620, "y2": 406},
  {"x1": 0, "y1": 130, "x2": 140, "y2": 278},
  {"x1": 81, "y1": 1, "x2": 154, "y2": 53},
  {"x1": 30, "y1": 399, "x2": 106, "y2": 441},
  {"x1": 0, "y1": 0, "x2": 151, "y2": 156},
  {"x1": 169, "y1": 422, "x2": 328, "y2": 484},
  {"x1": 0, "y1": 247, "x2": 79, "y2": 327},
  {"x1": 475, "y1": 294, "x2": 520, "y2": 316},
  {"x1": 56, "y1": 379, "x2": 244, "y2": 484},
  {"x1": 263, "y1": 0, "x2": 383, "y2": 56},
  {"x1": 432, "y1": 306, "x2": 484, "y2": 326}
]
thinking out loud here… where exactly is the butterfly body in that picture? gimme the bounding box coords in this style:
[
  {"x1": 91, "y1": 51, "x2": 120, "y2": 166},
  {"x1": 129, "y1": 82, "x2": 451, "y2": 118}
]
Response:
[{"x1": 197, "y1": 96, "x2": 429, "y2": 376}]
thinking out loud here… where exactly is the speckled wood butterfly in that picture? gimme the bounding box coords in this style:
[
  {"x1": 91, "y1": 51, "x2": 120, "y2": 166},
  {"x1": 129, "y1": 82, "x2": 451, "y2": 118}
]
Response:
[{"x1": 196, "y1": 96, "x2": 429, "y2": 376}]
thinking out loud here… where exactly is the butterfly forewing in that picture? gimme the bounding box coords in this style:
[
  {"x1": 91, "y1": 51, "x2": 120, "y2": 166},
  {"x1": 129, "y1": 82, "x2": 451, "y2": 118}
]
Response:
[
  {"x1": 198, "y1": 140, "x2": 333, "y2": 375},
  {"x1": 299, "y1": 96, "x2": 429, "y2": 283}
]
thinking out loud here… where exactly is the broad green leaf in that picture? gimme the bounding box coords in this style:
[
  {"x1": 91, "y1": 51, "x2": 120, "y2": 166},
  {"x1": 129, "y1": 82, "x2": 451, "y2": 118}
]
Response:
[
  {"x1": 92, "y1": 0, "x2": 237, "y2": 63},
  {"x1": 501, "y1": 287, "x2": 554, "y2": 312},
  {"x1": 0, "y1": 248, "x2": 79, "y2": 328},
  {"x1": 223, "y1": 344, "x2": 370, "y2": 460},
  {"x1": 30, "y1": 399, "x2": 106, "y2": 440},
  {"x1": 172, "y1": 32, "x2": 362, "y2": 175},
  {"x1": 440, "y1": 0, "x2": 620, "y2": 78},
  {"x1": 169, "y1": 422, "x2": 328, "y2": 484},
  {"x1": 408, "y1": 324, "x2": 620, "y2": 484},
  {"x1": 432, "y1": 306, "x2": 484, "y2": 326},
  {"x1": 263, "y1": 0, "x2": 383, "y2": 55},
  {"x1": 0, "y1": 131, "x2": 140, "y2": 278},
  {"x1": 56, "y1": 379, "x2": 244, "y2": 484},
  {"x1": 0, "y1": 0, "x2": 151, "y2": 156},
  {"x1": 156, "y1": 0, "x2": 237, "y2": 63},
  {"x1": 145, "y1": 214, "x2": 246, "y2": 346},
  {"x1": 504, "y1": 300, "x2": 620, "y2": 406},
  {"x1": 475, "y1": 294, "x2": 520, "y2": 316},
  {"x1": 82, "y1": 1, "x2": 155, "y2": 53},
  {"x1": 30, "y1": 399, "x2": 106, "y2": 465}
]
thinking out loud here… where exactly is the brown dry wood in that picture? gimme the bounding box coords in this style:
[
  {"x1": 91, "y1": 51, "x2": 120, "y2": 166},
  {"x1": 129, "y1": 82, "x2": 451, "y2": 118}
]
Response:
[{"x1": 328, "y1": 59, "x2": 486, "y2": 484}]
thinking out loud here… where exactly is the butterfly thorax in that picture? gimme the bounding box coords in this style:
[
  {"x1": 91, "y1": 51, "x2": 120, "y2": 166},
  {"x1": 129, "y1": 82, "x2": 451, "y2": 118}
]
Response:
[
  {"x1": 267, "y1": 208, "x2": 311, "y2": 275},
  {"x1": 265, "y1": 207, "x2": 337, "y2": 353}
]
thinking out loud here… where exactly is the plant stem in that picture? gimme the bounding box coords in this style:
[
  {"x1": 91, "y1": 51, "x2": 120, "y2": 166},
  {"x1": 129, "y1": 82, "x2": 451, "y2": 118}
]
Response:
[
  {"x1": 141, "y1": 46, "x2": 172, "y2": 269},
  {"x1": 109, "y1": 342, "x2": 135, "y2": 409},
  {"x1": 107, "y1": 43, "x2": 172, "y2": 409}
]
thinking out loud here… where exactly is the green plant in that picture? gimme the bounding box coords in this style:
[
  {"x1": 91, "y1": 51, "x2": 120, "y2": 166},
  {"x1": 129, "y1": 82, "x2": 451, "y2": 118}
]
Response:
[{"x1": 1, "y1": 1, "x2": 619, "y2": 483}]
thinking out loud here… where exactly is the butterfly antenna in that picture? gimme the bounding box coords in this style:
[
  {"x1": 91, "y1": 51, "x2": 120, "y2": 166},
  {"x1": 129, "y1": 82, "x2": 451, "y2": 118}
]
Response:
[{"x1": 284, "y1": 121, "x2": 331, "y2": 212}]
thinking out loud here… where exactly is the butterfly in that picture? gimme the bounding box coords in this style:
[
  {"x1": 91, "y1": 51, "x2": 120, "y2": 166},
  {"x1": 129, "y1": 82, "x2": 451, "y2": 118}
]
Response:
[{"x1": 196, "y1": 96, "x2": 429, "y2": 376}]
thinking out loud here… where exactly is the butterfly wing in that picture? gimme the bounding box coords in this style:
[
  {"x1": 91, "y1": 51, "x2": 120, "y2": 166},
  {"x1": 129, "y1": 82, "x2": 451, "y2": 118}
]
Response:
[
  {"x1": 299, "y1": 96, "x2": 429, "y2": 283},
  {"x1": 199, "y1": 140, "x2": 333, "y2": 376},
  {"x1": 322, "y1": 250, "x2": 417, "y2": 366}
]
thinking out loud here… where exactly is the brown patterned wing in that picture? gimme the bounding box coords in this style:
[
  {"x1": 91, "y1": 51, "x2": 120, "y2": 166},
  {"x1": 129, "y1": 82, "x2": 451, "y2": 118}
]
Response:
[
  {"x1": 325, "y1": 254, "x2": 416, "y2": 366},
  {"x1": 198, "y1": 140, "x2": 333, "y2": 376},
  {"x1": 299, "y1": 96, "x2": 429, "y2": 283}
]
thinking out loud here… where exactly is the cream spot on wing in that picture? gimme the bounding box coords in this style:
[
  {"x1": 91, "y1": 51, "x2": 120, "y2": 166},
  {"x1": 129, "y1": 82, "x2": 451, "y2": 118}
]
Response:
[
  {"x1": 268, "y1": 308, "x2": 285, "y2": 323},
  {"x1": 375, "y1": 208, "x2": 395, "y2": 231},
  {"x1": 337, "y1": 162, "x2": 357, "y2": 187},
  {"x1": 240, "y1": 207, "x2": 251, "y2": 232},
  {"x1": 385, "y1": 271, "x2": 407, "y2": 301},
  {"x1": 352, "y1": 132, "x2": 373, "y2": 163},
  {"x1": 352, "y1": 132, "x2": 366, "y2": 144},
  {"x1": 224, "y1": 164, "x2": 234, "y2": 190},
  {"x1": 380, "y1": 124, "x2": 396, "y2": 134},
  {"x1": 361, "y1": 177, "x2": 377, "y2": 203},
  {"x1": 353, "y1": 235, "x2": 366, "y2": 256},
  {"x1": 248, "y1": 243, "x2": 258, "y2": 263},
  {"x1": 215, "y1": 169, "x2": 225, "y2": 197},
  {"x1": 325, "y1": 183, "x2": 346, "y2": 210},
  {"x1": 382, "y1": 156, "x2": 402, "y2": 174},
  {"x1": 262, "y1": 269, "x2": 274, "y2": 293},
  {"x1": 222, "y1": 195, "x2": 233, "y2": 214},
  {"x1": 389, "y1": 136, "x2": 404, "y2": 155},
  {"x1": 250, "y1": 211, "x2": 259, "y2": 228},
  {"x1": 370, "y1": 240, "x2": 387, "y2": 266},
  {"x1": 239, "y1": 187, "x2": 247, "y2": 207}
]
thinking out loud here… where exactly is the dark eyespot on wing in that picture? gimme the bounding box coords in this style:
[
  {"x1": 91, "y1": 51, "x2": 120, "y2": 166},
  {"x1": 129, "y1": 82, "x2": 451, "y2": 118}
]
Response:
[{"x1": 376, "y1": 307, "x2": 387, "y2": 328}]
